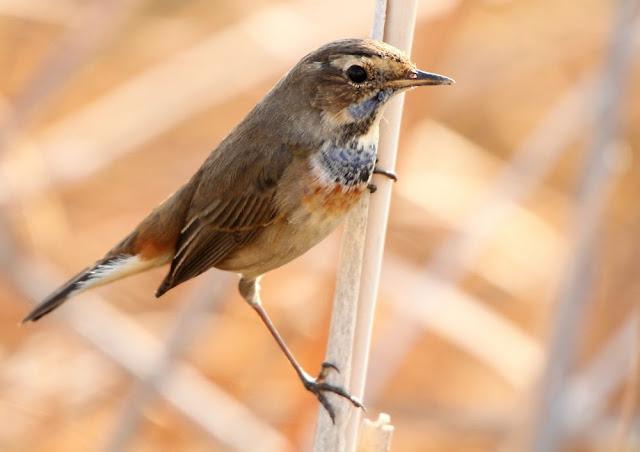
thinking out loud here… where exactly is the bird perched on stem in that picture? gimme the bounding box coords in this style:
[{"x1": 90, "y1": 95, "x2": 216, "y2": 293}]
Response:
[{"x1": 23, "y1": 38, "x2": 453, "y2": 421}]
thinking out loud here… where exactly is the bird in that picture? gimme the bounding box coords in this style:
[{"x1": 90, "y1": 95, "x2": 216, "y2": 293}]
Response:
[{"x1": 22, "y1": 38, "x2": 453, "y2": 421}]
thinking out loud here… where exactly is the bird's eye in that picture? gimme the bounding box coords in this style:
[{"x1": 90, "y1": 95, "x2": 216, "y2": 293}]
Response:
[{"x1": 346, "y1": 65, "x2": 368, "y2": 83}]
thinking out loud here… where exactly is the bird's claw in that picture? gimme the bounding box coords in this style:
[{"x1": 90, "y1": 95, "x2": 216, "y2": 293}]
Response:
[
  {"x1": 369, "y1": 167, "x2": 397, "y2": 194},
  {"x1": 373, "y1": 167, "x2": 398, "y2": 182},
  {"x1": 303, "y1": 362, "x2": 364, "y2": 424},
  {"x1": 319, "y1": 361, "x2": 340, "y2": 377}
]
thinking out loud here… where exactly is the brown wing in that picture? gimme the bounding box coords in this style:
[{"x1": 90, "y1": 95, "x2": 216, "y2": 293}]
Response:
[{"x1": 156, "y1": 142, "x2": 293, "y2": 296}]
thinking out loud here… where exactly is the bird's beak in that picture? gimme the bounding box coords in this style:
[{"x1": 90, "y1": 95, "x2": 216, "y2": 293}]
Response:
[{"x1": 390, "y1": 69, "x2": 455, "y2": 89}]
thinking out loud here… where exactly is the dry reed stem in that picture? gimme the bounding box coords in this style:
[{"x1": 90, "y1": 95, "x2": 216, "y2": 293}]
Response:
[
  {"x1": 528, "y1": 0, "x2": 639, "y2": 450},
  {"x1": 313, "y1": 0, "x2": 419, "y2": 450}
]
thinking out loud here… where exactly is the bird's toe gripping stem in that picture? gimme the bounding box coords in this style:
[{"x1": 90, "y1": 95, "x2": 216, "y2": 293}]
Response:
[
  {"x1": 368, "y1": 166, "x2": 398, "y2": 193},
  {"x1": 303, "y1": 361, "x2": 364, "y2": 423}
]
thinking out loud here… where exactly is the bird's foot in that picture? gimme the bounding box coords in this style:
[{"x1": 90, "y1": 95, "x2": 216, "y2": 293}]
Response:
[
  {"x1": 368, "y1": 167, "x2": 397, "y2": 193},
  {"x1": 373, "y1": 167, "x2": 398, "y2": 182},
  {"x1": 302, "y1": 362, "x2": 364, "y2": 423}
]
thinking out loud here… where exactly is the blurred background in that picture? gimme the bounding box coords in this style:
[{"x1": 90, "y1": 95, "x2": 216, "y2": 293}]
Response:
[{"x1": 0, "y1": 0, "x2": 639, "y2": 451}]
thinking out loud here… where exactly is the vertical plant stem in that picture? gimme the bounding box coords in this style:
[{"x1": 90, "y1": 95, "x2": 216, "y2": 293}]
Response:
[
  {"x1": 312, "y1": 0, "x2": 418, "y2": 450},
  {"x1": 347, "y1": 1, "x2": 419, "y2": 450},
  {"x1": 528, "y1": 0, "x2": 639, "y2": 450}
]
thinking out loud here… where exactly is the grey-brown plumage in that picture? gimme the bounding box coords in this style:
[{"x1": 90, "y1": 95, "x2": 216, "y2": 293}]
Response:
[{"x1": 23, "y1": 38, "x2": 453, "y2": 420}]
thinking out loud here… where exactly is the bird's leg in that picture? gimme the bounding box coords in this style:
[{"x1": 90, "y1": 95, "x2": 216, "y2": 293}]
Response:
[{"x1": 238, "y1": 277, "x2": 363, "y2": 423}]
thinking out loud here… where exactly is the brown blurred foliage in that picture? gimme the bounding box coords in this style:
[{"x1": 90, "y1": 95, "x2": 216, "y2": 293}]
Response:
[{"x1": 0, "y1": 0, "x2": 638, "y2": 451}]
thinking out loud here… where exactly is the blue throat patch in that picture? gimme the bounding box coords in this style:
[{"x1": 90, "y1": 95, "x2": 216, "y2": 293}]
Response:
[
  {"x1": 347, "y1": 89, "x2": 392, "y2": 120},
  {"x1": 316, "y1": 90, "x2": 391, "y2": 187}
]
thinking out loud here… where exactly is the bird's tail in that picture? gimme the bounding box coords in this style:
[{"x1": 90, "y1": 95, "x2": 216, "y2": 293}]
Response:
[
  {"x1": 22, "y1": 179, "x2": 200, "y2": 323},
  {"x1": 22, "y1": 254, "x2": 162, "y2": 322}
]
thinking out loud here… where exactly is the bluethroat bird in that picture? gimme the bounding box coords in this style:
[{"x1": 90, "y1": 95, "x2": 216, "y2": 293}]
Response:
[{"x1": 23, "y1": 39, "x2": 453, "y2": 421}]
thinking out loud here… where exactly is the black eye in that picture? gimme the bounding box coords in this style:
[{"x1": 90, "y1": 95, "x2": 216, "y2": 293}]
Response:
[{"x1": 346, "y1": 65, "x2": 367, "y2": 83}]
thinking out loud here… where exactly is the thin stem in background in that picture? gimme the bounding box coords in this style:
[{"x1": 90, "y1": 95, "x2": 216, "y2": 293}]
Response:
[{"x1": 528, "y1": 0, "x2": 639, "y2": 450}]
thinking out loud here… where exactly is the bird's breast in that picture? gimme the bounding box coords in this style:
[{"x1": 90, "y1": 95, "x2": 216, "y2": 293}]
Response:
[
  {"x1": 302, "y1": 138, "x2": 376, "y2": 215},
  {"x1": 302, "y1": 182, "x2": 367, "y2": 216}
]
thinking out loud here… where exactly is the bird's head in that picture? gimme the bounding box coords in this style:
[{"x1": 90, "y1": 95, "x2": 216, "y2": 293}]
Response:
[{"x1": 290, "y1": 38, "x2": 453, "y2": 139}]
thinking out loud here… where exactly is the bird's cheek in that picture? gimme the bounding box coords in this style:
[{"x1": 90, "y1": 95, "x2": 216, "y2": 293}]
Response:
[{"x1": 321, "y1": 108, "x2": 353, "y2": 129}]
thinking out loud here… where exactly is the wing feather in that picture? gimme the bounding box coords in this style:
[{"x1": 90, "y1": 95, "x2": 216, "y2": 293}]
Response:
[{"x1": 156, "y1": 143, "x2": 293, "y2": 296}]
